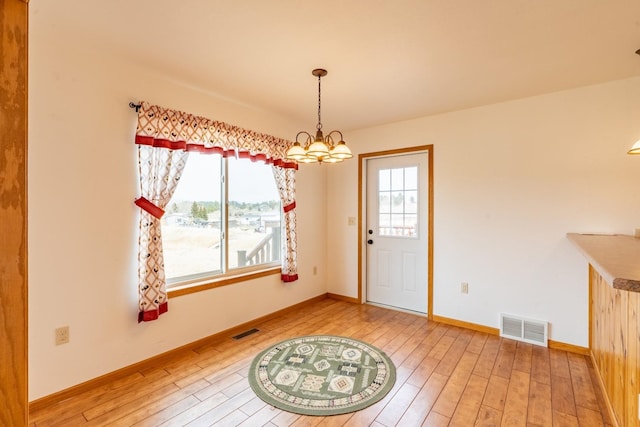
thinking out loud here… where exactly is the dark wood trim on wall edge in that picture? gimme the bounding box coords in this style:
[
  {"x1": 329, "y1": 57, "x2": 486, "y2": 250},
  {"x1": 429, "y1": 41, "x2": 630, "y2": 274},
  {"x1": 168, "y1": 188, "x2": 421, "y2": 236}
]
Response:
[{"x1": 1, "y1": 0, "x2": 29, "y2": 425}]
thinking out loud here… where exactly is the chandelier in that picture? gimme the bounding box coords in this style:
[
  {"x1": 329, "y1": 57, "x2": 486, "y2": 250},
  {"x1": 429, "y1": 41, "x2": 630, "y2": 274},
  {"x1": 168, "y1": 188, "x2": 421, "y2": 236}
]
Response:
[{"x1": 286, "y1": 69, "x2": 353, "y2": 164}]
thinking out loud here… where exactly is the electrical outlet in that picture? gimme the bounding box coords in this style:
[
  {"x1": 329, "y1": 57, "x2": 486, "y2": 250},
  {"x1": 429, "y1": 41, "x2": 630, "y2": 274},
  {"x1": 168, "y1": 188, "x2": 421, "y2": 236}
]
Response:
[
  {"x1": 313, "y1": 266, "x2": 318, "y2": 275},
  {"x1": 55, "y1": 326, "x2": 69, "y2": 345},
  {"x1": 461, "y1": 282, "x2": 469, "y2": 294},
  {"x1": 347, "y1": 216, "x2": 356, "y2": 226}
]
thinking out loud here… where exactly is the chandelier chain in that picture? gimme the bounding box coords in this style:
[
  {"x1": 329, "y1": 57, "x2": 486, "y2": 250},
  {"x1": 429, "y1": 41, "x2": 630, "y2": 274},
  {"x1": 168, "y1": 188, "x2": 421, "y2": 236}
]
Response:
[{"x1": 317, "y1": 73, "x2": 322, "y2": 131}]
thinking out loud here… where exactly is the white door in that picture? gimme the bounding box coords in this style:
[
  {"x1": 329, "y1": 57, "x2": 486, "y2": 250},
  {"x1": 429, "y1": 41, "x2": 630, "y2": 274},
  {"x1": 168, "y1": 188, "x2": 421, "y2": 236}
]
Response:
[{"x1": 366, "y1": 152, "x2": 429, "y2": 313}]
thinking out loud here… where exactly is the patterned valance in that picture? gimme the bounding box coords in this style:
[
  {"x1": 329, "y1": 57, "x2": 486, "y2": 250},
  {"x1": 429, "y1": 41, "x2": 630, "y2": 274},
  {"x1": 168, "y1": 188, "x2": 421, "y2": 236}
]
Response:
[{"x1": 135, "y1": 101, "x2": 297, "y2": 168}]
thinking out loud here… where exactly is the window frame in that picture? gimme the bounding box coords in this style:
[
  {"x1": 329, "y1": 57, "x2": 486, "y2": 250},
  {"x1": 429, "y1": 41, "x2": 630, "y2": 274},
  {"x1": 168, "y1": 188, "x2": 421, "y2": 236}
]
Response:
[
  {"x1": 164, "y1": 153, "x2": 283, "y2": 294},
  {"x1": 168, "y1": 266, "x2": 281, "y2": 298}
]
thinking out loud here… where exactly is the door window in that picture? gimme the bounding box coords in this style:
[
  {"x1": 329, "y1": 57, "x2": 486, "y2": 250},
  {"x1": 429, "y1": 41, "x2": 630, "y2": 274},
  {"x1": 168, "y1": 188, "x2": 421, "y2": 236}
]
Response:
[{"x1": 378, "y1": 166, "x2": 418, "y2": 238}]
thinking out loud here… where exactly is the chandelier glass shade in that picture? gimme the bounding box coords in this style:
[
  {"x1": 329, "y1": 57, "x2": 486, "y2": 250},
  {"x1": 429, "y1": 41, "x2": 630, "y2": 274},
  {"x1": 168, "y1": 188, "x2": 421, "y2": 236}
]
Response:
[
  {"x1": 628, "y1": 139, "x2": 640, "y2": 154},
  {"x1": 286, "y1": 69, "x2": 353, "y2": 164}
]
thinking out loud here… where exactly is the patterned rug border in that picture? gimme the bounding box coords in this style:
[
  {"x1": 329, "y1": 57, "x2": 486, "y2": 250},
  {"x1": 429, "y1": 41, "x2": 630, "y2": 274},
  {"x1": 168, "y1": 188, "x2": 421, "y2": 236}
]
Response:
[{"x1": 248, "y1": 335, "x2": 397, "y2": 416}]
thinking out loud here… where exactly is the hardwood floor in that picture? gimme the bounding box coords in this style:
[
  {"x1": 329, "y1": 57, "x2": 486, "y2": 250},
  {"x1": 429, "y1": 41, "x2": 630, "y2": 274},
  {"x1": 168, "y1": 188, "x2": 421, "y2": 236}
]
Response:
[{"x1": 29, "y1": 298, "x2": 612, "y2": 426}]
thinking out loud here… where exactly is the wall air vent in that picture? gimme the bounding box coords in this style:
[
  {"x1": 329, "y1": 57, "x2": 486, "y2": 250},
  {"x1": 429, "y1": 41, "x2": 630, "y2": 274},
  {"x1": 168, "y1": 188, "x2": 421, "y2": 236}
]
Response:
[
  {"x1": 232, "y1": 328, "x2": 260, "y2": 340},
  {"x1": 499, "y1": 313, "x2": 548, "y2": 347}
]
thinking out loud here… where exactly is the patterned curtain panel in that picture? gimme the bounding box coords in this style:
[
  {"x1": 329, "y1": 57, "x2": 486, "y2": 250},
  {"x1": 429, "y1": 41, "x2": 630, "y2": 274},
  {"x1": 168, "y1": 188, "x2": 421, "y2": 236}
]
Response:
[
  {"x1": 272, "y1": 166, "x2": 298, "y2": 282},
  {"x1": 134, "y1": 102, "x2": 299, "y2": 321},
  {"x1": 136, "y1": 146, "x2": 189, "y2": 322}
]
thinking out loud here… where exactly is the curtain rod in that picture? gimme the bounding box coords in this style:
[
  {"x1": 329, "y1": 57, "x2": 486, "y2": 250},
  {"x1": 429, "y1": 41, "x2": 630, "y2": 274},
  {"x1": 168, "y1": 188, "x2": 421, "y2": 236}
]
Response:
[{"x1": 129, "y1": 102, "x2": 141, "y2": 112}]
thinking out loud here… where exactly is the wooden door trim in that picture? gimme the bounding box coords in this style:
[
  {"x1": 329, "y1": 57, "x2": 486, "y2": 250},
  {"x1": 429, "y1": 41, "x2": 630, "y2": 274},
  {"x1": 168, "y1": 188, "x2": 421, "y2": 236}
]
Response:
[{"x1": 358, "y1": 145, "x2": 434, "y2": 319}]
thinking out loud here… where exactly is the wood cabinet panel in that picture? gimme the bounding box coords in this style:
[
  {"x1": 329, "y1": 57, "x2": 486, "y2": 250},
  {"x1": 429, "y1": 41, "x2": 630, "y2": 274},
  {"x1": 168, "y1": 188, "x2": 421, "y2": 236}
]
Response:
[
  {"x1": 590, "y1": 265, "x2": 639, "y2": 427},
  {"x1": 628, "y1": 292, "x2": 639, "y2": 426}
]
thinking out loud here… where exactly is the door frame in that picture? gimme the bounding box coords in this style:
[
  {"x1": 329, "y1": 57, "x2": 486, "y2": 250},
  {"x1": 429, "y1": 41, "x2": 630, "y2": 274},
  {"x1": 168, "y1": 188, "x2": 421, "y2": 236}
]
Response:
[{"x1": 358, "y1": 145, "x2": 434, "y2": 319}]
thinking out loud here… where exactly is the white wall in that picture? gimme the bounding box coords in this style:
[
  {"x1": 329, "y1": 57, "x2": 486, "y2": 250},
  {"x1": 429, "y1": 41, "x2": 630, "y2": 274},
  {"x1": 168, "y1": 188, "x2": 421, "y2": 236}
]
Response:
[
  {"x1": 28, "y1": 18, "x2": 327, "y2": 400},
  {"x1": 327, "y1": 77, "x2": 640, "y2": 347}
]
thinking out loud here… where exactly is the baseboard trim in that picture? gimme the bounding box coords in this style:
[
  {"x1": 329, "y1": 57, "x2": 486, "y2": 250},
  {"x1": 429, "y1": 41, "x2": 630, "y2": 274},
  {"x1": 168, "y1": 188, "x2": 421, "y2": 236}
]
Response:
[
  {"x1": 548, "y1": 339, "x2": 590, "y2": 355},
  {"x1": 432, "y1": 314, "x2": 500, "y2": 336},
  {"x1": 432, "y1": 315, "x2": 590, "y2": 356},
  {"x1": 28, "y1": 293, "x2": 328, "y2": 413},
  {"x1": 326, "y1": 293, "x2": 360, "y2": 304}
]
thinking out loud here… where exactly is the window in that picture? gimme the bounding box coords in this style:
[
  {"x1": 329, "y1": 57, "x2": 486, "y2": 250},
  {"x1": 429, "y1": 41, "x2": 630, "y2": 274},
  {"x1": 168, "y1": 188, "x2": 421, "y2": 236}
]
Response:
[
  {"x1": 378, "y1": 166, "x2": 418, "y2": 237},
  {"x1": 162, "y1": 153, "x2": 282, "y2": 285}
]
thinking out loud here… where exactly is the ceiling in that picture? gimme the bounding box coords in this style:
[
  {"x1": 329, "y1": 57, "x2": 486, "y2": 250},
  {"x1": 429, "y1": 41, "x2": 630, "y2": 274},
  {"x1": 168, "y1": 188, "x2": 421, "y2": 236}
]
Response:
[{"x1": 33, "y1": 0, "x2": 640, "y2": 131}]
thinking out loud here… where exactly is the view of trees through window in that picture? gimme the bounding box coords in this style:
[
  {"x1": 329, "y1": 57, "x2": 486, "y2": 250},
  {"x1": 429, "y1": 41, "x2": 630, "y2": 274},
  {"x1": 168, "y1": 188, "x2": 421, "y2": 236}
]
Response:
[{"x1": 162, "y1": 154, "x2": 281, "y2": 283}]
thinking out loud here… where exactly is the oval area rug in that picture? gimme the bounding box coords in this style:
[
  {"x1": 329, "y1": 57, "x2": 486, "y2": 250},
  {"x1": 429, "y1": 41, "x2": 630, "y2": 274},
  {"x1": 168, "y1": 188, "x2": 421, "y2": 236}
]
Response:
[{"x1": 248, "y1": 335, "x2": 396, "y2": 416}]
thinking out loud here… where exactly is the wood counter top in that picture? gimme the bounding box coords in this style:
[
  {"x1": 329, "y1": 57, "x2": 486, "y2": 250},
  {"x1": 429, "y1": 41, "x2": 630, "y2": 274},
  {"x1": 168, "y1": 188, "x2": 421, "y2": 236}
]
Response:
[{"x1": 567, "y1": 233, "x2": 640, "y2": 292}]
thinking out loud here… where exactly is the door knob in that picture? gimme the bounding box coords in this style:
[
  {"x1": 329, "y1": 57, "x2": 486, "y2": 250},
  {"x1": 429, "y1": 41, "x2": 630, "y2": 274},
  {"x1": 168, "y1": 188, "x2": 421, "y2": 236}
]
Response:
[{"x1": 367, "y1": 239, "x2": 374, "y2": 244}]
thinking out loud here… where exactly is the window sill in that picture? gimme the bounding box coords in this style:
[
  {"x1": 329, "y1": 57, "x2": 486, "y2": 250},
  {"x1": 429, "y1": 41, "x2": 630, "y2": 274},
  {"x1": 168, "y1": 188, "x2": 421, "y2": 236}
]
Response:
[{"x1": 167, "y1": 266, "x2": 282, "y2": 298}]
